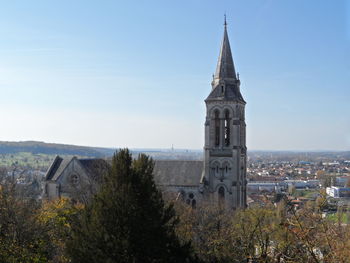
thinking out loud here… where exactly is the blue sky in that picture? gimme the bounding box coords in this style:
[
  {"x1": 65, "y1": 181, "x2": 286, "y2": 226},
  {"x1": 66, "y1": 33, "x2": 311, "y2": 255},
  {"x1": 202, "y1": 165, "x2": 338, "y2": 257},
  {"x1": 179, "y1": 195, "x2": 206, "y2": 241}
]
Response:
[{"x1": 0, "y1": 0, "x2": 349, "y2": 150}]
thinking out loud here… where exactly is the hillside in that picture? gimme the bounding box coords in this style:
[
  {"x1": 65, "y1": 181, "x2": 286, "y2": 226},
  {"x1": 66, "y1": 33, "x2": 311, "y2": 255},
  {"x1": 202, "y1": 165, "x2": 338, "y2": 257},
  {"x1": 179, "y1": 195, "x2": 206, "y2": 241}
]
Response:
[{"x1": 0, "y1": 141, "x2": 116, "y2": 157}]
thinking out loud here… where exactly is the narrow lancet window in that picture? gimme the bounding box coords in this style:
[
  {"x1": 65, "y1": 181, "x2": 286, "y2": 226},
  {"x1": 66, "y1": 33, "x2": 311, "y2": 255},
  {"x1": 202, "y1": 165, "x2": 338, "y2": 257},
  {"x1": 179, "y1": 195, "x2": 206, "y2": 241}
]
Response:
[
  {"x1": 215, "y1": 110, "x2": 220, "y2": 146},
  {"x1": 218, "y1": 186, "x2": 225, "y2": 207},
  {"x1": 224, "y1": 110, "x2": 230, "y2": 146}
]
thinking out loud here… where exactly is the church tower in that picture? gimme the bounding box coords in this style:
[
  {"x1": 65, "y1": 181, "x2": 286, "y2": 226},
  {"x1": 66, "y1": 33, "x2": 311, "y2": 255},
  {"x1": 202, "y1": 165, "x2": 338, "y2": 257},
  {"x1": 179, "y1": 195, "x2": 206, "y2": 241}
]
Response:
[{"x1": 201, "y1": 18, "x2": 247, "y2": 209}]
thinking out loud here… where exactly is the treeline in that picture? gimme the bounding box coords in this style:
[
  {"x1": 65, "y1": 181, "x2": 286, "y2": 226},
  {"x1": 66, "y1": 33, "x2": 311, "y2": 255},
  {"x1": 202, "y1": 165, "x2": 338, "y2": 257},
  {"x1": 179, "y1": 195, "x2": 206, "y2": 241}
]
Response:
[
  {"x1": 176, "y1": 199, "x2": 350, "y2": 262},
  {"x1": 1, "y1": 149, "x2": 350, "y2": 263}
]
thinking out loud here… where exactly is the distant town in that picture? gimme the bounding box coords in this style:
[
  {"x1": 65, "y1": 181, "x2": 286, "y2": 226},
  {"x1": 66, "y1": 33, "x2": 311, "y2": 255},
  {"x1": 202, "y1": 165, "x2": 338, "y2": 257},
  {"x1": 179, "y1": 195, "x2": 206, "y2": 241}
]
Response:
[{"x1": 247, "y1": 151, "x2": 350, "y2": 215}]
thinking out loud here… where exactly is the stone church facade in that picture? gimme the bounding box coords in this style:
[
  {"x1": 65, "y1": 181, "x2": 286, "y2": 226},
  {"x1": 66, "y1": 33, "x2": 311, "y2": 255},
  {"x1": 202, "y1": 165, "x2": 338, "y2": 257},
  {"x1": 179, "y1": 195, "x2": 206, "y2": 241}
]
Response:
[
  {"x1": 43, "y1": 20, "x2": 247, "y2": 209},
  {"x1": 200, "y1": 20, "x2": 247, "y2": 209}
]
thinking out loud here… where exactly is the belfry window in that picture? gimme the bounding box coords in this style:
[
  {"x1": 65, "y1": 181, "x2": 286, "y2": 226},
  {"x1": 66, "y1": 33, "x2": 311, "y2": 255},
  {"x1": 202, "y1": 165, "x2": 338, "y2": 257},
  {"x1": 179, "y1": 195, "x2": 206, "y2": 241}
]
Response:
[
  {"x1": 214, "y1": 110, "x2": 220, "y2": 146},
  {"x1": 224, "y1": 110, "x2": 230, "y2": 146}
]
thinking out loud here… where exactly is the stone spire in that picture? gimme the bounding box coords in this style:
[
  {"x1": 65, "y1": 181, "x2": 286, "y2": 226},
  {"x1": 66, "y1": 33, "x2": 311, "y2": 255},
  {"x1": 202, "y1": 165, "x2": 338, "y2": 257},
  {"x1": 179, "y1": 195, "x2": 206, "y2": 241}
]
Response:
[{"x1": 214, "y1": 16, "x2": 237, "y2": 81}]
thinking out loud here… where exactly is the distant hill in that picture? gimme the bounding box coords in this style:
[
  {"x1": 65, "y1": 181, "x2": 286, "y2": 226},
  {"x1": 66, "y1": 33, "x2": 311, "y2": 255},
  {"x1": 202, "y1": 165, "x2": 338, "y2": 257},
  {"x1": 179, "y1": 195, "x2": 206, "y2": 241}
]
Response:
[
  {"x1": 0, "y1": 141, "x2": 203, "y2": 161},
  {"x1": 1, "y1": 141, "x2": 348, "y2": 161},
  {"x1": 0, "y1": 141, "x2": 116, "y2": 157}
]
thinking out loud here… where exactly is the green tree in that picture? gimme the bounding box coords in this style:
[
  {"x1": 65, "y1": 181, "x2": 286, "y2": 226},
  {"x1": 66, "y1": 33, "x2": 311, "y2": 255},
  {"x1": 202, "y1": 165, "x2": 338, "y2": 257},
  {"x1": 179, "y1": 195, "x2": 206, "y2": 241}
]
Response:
[
  {"x1": 67, "y1": 149, "x2": 196, "y2": 263},
  {"x1": 323, "y1": 175, "x2": 335, "y2": 188}
]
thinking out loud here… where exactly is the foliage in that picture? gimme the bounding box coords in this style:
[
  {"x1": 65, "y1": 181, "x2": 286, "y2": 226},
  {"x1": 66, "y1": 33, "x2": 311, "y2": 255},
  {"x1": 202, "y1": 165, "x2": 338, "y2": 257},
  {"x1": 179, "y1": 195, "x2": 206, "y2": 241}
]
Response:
[
  {"x1": 322, "y1": 175, "x2": 336, "y2": 188},
  {"x1": 66, "y1": 149, "x2": 196, "y2": 263},
  {"x1": 293, "y1": 189, "x2": 319, "y2": 198},
  {"x1": 4, "y1": 149, "x2": 350, "y2": 262},
  {"x1": 175, "y1": 196, "x2": 350, "y2": 263},
  {"x1": 175, "y1": 201, "x2": 236, "y2": 262},
  {"x1": 0, "y1": 177, "x2": 52, "y2": 263},
  {"x1": 39, "y1": 198, "x2": 82, "y2": 263}
]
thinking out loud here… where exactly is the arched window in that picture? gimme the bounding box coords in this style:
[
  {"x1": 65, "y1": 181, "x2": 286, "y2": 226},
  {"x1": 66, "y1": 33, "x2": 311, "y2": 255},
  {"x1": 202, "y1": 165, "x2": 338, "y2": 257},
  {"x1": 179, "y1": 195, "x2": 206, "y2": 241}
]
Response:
[
  {"x1": 214, "y1": 110, "x2": 220, "y2": 146},
  {"x1": 191, "y1": 199, "x2": 196, "y2": 209},
  {"x1": 224, "y1": 110, "x2": 230, "y2": 146},
  {"x1": 218, "y1": 186, "x2": 225, "y2": 206},
  {"x1": 222, "y1": 163, "x2": 230, "y2": 179},
  {"x1": 212, "y1": 162, "x2": 220, "y2": 178},
  {"x1": 70, "y1": 173, "x2": 80, "y2": 185}
]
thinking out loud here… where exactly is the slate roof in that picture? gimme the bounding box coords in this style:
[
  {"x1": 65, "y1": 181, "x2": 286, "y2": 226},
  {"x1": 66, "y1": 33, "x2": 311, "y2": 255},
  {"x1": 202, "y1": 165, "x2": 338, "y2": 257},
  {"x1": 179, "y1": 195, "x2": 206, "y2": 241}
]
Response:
[
  {"x1": 45, "y1": 155, "x2": 71, "y2": 180},
  {"x1": 206, "y1": 83, "x2": 245, "y2": 102},
  {"x1": 214, "y1": 23, "x2": 236, "y2": 80},
  {"x1": 45, "y1": 157, "x2": 202, "y2": 187},
  {"x1": 79, "y1": 158, "x2": 110, "y2": 182},
  {"x1": 153, "y1": 160, "x2": 203, "y2": 186},
  {"x1": 45, "y1": 156, "x2": 109, "y2": 182},
  {"x1": 207, "y1": 22, "x2": 245, "y2": 103},
  {"x1": 52, "y1": 158, "x2": 74, "y2": 181}
]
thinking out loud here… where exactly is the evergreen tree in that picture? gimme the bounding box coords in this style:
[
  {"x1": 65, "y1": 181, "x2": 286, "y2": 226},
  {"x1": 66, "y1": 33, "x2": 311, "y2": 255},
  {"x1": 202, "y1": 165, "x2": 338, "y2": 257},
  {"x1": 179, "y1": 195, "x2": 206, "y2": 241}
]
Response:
[{"x1": 67, "y1": 149, "x2": 196, "y2": 263}]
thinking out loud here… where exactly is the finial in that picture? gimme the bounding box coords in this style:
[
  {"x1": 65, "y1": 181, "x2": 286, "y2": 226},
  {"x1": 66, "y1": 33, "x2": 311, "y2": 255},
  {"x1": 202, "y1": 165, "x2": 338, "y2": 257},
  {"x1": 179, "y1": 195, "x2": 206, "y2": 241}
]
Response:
[
  {"x1": 224, "y1": 13, "x2": 227, "y2": 27},
  {"x1": 237, "y1": 72, "x2": 240, "y2": 80}
]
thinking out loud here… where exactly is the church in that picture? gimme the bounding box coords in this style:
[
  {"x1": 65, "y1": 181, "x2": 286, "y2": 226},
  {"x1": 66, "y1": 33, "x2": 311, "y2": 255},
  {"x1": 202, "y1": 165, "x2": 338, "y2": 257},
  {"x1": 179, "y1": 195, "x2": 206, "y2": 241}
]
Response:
[{"x1": 43, "y1": 19, "x2": 247, "y2": 210}]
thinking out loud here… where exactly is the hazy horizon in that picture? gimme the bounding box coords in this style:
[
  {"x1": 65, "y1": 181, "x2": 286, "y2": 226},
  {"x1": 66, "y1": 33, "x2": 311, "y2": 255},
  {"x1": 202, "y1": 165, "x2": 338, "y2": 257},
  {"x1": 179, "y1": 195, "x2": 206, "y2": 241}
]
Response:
[
  {"x1": 0, "y1": 1, "x2": 349, "y2": 151},
  {"x1": 1, "y1": 139, "x2": 350, "y2": 153}
]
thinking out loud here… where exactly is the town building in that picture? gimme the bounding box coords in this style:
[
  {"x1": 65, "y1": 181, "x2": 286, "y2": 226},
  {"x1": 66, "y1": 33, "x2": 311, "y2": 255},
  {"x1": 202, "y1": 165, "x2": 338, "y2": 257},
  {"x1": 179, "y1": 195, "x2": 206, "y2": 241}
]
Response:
[{"x1": 326, "y1": 186, "x2": 350, "y2": 198}]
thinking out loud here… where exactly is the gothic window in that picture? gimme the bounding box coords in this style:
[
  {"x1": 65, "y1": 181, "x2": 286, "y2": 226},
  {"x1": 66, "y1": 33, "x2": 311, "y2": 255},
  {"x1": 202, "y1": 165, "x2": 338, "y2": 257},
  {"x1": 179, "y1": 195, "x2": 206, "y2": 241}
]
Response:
[
  {"x1": 191, "y1": 199, "x2": 197, "y2": 209},
  {"x1": 70, "y1": 173, "x2": 80, "y2": 186},
  {"x1": 213, "y1": 165, "x2": 219, "y2": 178},
  {"x1": 212, "y1": 161, "x2": 221, "y2": 178},
  {"x1": 224, "y1": 109, "x2": 230, "y2": 146},
  {"x1": 187, "y1": 192, "x2": 196, "y2": 209},
  {"x1": 218, "y1": 186, "x2": 225, "y2": 206},
  {"x1": 222, "y1": 163, "x2": 230, "y2": 179},
  {"x1": 214, "y1": 110, "x2": 220, "y2": 146}
]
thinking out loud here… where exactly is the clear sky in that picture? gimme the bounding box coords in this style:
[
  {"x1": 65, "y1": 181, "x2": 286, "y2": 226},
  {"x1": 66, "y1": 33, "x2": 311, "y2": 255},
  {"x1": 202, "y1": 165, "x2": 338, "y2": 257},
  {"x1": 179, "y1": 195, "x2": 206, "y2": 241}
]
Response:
[{"x1": 0, "y1": 0, "x2": 349, "y2": 151}]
